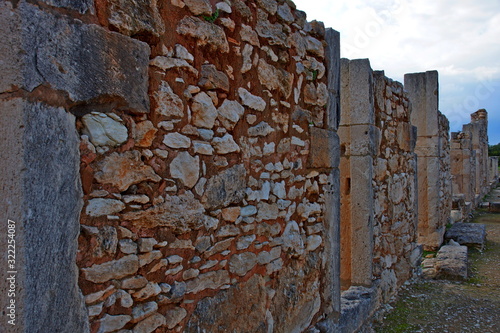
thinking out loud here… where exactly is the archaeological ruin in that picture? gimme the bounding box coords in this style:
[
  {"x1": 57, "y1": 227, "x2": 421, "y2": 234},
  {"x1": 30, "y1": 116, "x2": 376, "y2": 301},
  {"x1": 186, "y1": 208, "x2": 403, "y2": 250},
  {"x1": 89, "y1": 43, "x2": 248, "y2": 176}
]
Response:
[{"x1": 0, "y1": 0, "x2": 498, "y2": 332}]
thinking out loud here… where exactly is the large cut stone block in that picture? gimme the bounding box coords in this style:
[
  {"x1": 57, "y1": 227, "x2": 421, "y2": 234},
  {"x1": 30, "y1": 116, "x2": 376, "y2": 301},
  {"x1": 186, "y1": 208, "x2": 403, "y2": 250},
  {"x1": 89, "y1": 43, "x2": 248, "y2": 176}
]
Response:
[
  {"x1": 0, "y1": 2, "x2": 150, "y2": 113},
  {"x1": 308, "y1": 127, "x2": 339, "y2": 169},
  {"x1": 435, "y1": 244, "x2": 468, "y2": 280},
  {"x1": 0, "y1": 98, "x2": 89, "y2": 332},
  {"x1": 444, "y1": 222, "x2": 486, "y2": 250},
  {"x1": 404, "y1": 71, "x2": 439, "y2": 137},
  {"x1": 340, "y1": 58, "x2": 374, "y2": 126}
]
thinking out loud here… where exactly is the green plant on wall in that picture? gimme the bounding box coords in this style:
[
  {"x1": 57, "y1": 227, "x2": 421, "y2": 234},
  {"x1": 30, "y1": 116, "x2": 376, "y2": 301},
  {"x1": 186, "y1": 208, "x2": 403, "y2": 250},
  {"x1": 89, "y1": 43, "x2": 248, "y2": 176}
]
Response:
[{"x1": 203, "y1": 9, "x2": 220, "y2": 23}]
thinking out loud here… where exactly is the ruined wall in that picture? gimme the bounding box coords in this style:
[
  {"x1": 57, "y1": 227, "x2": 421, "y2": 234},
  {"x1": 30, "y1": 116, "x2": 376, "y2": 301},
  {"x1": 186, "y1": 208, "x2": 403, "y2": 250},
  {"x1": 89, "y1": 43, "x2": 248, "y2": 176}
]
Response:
[
  {"x1": 339, "y1": 62, "x2": 419, "y2": 310},
  {"x1": 372, "y1": 71, "x2": 420, "y2": 303},
  {"x1": 450, "y1": 110, "x2": 492, "y2": 222},
  {"x1": 490, "y1": 156, "x2": 499, "y2": 185},
  {"x1": 73, "y1": 1, "x2": 342, "y2": 332},
  {"x1": 1, "y1": 0, "x2": 343, "y2": 332},
  {"x1": 404, "y1": 71, "x2": 452, "y2": 250}
]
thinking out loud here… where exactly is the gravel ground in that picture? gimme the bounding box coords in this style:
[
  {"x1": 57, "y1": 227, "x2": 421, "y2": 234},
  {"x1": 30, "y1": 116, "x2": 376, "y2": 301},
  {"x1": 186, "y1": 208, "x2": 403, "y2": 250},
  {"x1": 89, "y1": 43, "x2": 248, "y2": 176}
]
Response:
[{"x1": 374, "y1": 191, "x2": 500, "y2": 333}]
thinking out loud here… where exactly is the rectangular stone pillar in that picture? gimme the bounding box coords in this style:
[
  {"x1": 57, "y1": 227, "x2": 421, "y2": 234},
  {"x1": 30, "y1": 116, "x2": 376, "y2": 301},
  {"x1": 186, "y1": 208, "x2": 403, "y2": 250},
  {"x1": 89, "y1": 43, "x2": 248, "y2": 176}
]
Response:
[
  {"x1": 490, "y1": 157, "x2": 499, "y2": 184},
  {"x1": 470, "y1": 109, "x2": 489, "y2": 199},
  {"x1": 1, "y1": 2, "x2": 150, "y2": 331},
  {"x1": 339, "y1": 58, "x2": 375, "y2": 288},
  {"x1": 405, "y1": 71, "x2": 451, "y2": 250}
]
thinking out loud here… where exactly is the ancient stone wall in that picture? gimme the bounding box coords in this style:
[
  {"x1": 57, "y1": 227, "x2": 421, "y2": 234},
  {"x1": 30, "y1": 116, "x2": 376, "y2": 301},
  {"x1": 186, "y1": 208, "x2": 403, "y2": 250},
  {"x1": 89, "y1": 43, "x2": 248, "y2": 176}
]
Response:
[
  {"x1": 1, "y1": 1, "x2": 497, "y2": 332},
  {"x1": 71, "y1": 1, "x2": 341, "y2": 332},
  {"x1": 490, "y1": 156, "x2": 499, "y2": 185},
  {"x1": 372, "y1": 71, "x2": 420, "y2": 303},
  {"x1": 1, "y1": 0, "x2": 342, "y2": 331},
  {"x1": 450, "y1": 109, "x2": 493, "y2": 222},
  {"x1": 339, "y1": 61, "x2": 420, "y2": 310},
  {"x1": 404, "y1": 71, "x2": 452, "y2": 250}
]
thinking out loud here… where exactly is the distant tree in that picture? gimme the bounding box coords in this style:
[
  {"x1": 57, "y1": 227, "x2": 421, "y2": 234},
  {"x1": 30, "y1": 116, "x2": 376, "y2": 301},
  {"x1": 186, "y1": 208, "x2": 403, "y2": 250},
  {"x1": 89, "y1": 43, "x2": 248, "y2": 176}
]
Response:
[
  {"x1": 489, "y1": 143, "x2": 500, "y2": 157},
  {"x1": 489, "y1": 143, "x2": 500, "y2": 167}
]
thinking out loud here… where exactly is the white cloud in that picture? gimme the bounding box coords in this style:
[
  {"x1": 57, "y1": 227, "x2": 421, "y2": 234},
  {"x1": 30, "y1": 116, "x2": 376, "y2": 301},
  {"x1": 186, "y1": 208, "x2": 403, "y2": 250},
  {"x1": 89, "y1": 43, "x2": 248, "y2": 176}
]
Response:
[{"x1": 293, "y1": 0, "x2": 500, "y2": 139}]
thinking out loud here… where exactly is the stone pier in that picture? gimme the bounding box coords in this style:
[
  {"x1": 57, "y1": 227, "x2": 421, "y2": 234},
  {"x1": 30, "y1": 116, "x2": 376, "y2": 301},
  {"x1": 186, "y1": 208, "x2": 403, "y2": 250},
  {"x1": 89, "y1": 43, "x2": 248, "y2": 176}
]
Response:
[
  {"x1": 404, "y1": 71, "x2": 452, "y2": 250},
  {"x1": 339, "y1": 58, "x2": 376, "y2": 289}
]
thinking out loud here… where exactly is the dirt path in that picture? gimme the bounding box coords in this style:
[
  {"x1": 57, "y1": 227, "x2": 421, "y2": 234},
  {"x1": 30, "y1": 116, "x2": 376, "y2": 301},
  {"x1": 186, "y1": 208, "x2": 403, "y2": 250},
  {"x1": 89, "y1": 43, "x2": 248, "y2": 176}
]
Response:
[{"x1": 374, "y1": 188, "x2": 500, "y2": 333}]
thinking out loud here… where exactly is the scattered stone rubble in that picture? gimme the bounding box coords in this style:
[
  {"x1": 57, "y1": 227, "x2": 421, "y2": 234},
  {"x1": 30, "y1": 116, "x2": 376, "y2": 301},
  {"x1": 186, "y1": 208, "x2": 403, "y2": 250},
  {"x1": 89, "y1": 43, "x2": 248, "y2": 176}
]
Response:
[{"x1": 1, "y1": 0, "x2": 498, "y2": 332}]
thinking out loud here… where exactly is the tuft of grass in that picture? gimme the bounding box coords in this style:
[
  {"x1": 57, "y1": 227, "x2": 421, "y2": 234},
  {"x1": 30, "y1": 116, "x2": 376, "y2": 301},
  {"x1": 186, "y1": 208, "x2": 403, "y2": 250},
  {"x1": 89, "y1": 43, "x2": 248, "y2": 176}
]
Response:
[{"x1": 203, "y1": 9, "x2": 220, "y2": 23}]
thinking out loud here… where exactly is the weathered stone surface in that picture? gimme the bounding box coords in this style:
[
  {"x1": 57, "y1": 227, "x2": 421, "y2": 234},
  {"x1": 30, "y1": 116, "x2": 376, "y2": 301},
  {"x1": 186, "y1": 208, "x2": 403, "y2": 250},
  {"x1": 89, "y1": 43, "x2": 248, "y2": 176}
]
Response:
[
  {"x1": 163, "y1": 132, "x2": 191, "y2": 149},
  {"x1": 277, "y1": 3, "x2": 294, "y2": 23},
  {"x1": 153, "y1": 81, "x2": 184, "y2": 119},
  {"x1": 177, "y1": 16, "x2": 229, "y2": 53},
  {"x1": 86, "y1": 198, "x2": 125, "y2": 217},
  {"x1": 123, "y1": 191, "x2": 217, "y2": 233},
  {"x1": 108, "y1": 0, "x2": 165, "y2": 37},
  {"x1": 121, "y1": 276, "x2": 148, "y2": 289},
  {"x1": 93, "y1": 226, "x2": 118, "y2": 257},
  {"x1": 202, "y1": 164, "x2": 246, "y2": 209},
  {"x1": 435, "y1": 243, "x2": 468, "y2": 280},
  {"x1": 198, "y1": 64, "x2": 230, "y2": 92},
  {"x1": 240, "y1": 24, "x2": 260, "y2": 47},
  {"x1": 0, "y1": 99, "x2": 89, "y2": 331},
  {"x1": 184, "y1": 0, "x2": 212, "y2": 15},
  {"x1": 150, "y1": 56, "x2": 198, "y2": 75},
  {"x1": 94, "y1": 151, "x2": 161, "y2": 191},
  {"x1": 134, "y1": 121, "x2": 157, "y2": 147},
  {"x1": 82, "y1": 112, "x2": 128, "y2": 147},
  {"x1": 271, "y1": 265, "x2": 321, "y2": 333},
  {"x1": 236, "y1": 235, "x2": 256, "y2": 250},
  {"x1": 82, "y1": 255, "x2": 139, "y2": 283},
  {"x1": 212, "y1": 134, "x2": 240, "y2": 154},
  {"x1": 133, "y1": 313, "x2": 166, "y2": 333},
  {"x1": 256, "y1": 10, "x2": 289, "y2": 47},
  {"x1": 193, "y1": 141, "x2": 214, "y2": 155},
  {"x1": 132, "y1": 282, "x2": 162, "y2": 301},
  {"x1": 192, "y1": 92, "x2": 218, "y2": 129},
  {"x1": 119, "y1": 239, "x2": 137, "y2": 254},
  {"x1": 444, "y1": 222, "x2": 486, "y2": 249},
  {"x1": 131, "y1": 301, "x2": 158, "y2": 323},
  {"x1": 306, "y1": 36, "x2": 325, "y2": 58},
  {"x1": 39, "y1": 0, "x2": 94, "y2": 13},
  {"x1": 175, "y1": 44, "x2": 194, "y2": 63},
  {"x1": 170, "y1": 152, "x2": 200, "y2": 188},
  {"x1": 257, "y1": 59, "x2": 293, "y2": 98},
  {"x1": 238, "y1": 88, "x2": 266, "y2": 112},
  {"x1": 185, "y1": 275, "x2": 268, "y2": 332},
  {"x1": 229, "y1": 252, "x2": 257, "y2": 276},
  {"x1": 241, "y1": 43, "x2": 254, "y2": 73},
  {"x1": 165, "y1": 307, "x2": 188, "y2": 329},
  {"x1": 7, "y1": 3, "x2": 149, "y2": 113},
  {"x1": 98, "y1": 314, "x2": 131, "y2": 333},
  {"x1": 186, "y1": 270, "x2": 231, "y2": 294},
  {"x1": 256, "y1": 0, "x2": 278, "y2": 14},
  {"x1": 308, "y1": 127, "x2": 340, "y2": 169},
  {"x1": 248, "y1": 121, "x2": 275, "y2": 137},
  {"x1": 217, "y1": 99, "x2": 245, "y2": 130},
  {"x1": 257, "y1": 202, "x2": 279, "y2": 221},
  {"x1": 282, "y1": 221, "x2": 305, "y2": 255}
]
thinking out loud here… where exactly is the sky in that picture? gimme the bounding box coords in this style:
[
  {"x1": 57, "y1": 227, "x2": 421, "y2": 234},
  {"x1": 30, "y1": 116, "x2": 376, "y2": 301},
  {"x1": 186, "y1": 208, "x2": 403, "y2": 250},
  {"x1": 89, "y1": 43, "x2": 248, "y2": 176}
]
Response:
[{"x1": 292, "y1": 0, "x2": 500, "y2": 145}]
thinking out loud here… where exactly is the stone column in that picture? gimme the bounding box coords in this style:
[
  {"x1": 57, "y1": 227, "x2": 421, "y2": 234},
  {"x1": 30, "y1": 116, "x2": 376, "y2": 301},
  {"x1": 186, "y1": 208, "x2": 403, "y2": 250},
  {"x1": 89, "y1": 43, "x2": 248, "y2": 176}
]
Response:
[
  {"x1": 470, "y1": 109, "x2": 489, "y2": 200},
  {"x1": 404, "y1": 71, "x2": 450, "y2": 250},
  {"x1": 490, "y1": 156, "x2": 499, "y2": 184},
  {"x1": 0, "y1": 2, "x2": 149, "y2": 331},
  {"x1": 339, "y1": 58, "x2": 376, "y2": 288},
  {"x1": 314, "y1": 28, "x2": 342, "y2": 328}
]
